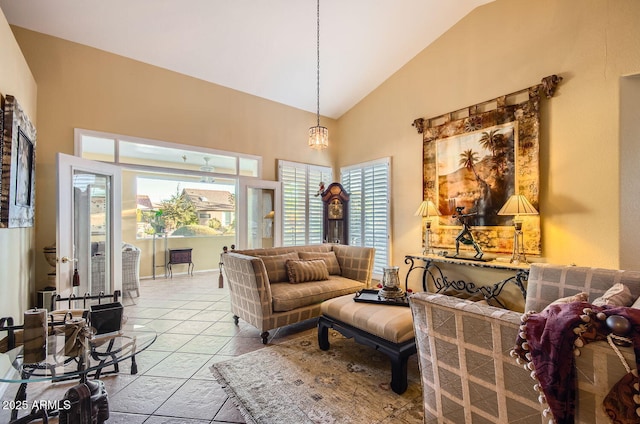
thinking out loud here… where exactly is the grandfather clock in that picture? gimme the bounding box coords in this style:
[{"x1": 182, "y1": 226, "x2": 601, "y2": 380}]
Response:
[{"x1": 321, "y1": 182, "x2": 349, "y2": 244}]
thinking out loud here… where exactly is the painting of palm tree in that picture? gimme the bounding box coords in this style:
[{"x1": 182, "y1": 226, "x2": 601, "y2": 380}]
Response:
[
  {"x1": 459, "y1": 149, "x2": 480, "y2": 171},
  {"x1": 437, "y1": 122, "x2": 515, "y2": 226}
]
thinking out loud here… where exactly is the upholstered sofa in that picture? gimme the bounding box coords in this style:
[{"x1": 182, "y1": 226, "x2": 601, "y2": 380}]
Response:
[
  {"x1": 222, "y1": 244, "x2": 374, "y2": 344},
  {"x1": 409, "y1": 263, "x2": 640, "y2": 424}
]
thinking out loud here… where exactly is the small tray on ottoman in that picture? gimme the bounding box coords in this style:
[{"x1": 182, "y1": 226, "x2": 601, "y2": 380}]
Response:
[{"x1": 354, "y1": 289, "x2": 410, "y2": 307}]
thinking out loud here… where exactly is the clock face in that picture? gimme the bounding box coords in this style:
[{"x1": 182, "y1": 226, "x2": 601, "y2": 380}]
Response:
[{"x1": 329, "y1": 199, "x2": 343, "y2": 220}]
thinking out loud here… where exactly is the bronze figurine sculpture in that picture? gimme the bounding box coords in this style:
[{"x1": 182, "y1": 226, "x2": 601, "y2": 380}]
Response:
[{"x1": 452, "y1": 206, "x2": 483, "y2": 259}]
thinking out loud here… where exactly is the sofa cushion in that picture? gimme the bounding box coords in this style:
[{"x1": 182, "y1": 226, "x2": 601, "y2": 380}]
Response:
[
  {"x1": 298, "y1": 251, "x2": 341, "y2": 275},
  {"x1": 286, "y1": 259, "x2": 329, "y2": 283},
  {"x1": 257, "y1": 252, "x2": 300, "y2": 283},
  {"x1": 591, "y1": 283, "x2": 635, "y2": 307},
  {"x1": 331, "y1": 244, "x2": 375, "y2": 284},
  {"x1": 270, "y1": 276, "x2": 365, "y2": 312}
]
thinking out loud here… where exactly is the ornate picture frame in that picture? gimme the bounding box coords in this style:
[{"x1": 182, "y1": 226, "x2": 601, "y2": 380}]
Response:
[
  {"x1": 1, "y1": 95, "x2": 37, "y2": 228},
  {"x1": 413, "y1": 76, "x2": 561, "y2": 256}
]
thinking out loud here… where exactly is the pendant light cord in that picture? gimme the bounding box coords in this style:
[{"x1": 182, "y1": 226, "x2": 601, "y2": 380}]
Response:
[{"x1": 316, "y1": 0, "x2": 321, "y2": 127}]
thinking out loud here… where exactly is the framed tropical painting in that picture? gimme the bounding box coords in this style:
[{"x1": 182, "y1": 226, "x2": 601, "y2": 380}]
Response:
[{"x1": 419, "y1": 91, "x2": 542, "y2": 256}]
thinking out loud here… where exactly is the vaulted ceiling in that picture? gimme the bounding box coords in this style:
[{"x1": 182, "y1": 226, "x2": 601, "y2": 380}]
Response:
[{"x1": 0, "y1": 0, "x2": 494, "y2": 118}]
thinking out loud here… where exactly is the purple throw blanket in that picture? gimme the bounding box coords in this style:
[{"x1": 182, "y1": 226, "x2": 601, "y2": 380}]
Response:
[{"x1": 512, "y1": 302, "x2": 640, "y2": 424}]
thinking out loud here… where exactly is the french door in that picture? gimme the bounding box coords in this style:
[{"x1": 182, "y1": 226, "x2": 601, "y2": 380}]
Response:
[
  {"x1": 237, "y1": 180, "x2": 282, "y2": 250},
  {"x1": 56, "y1": 153, "x2": 122, "y2": 299}
]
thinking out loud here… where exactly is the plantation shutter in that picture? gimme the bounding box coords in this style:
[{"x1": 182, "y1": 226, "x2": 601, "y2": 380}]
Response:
[
  {"x1": 278, "y1": 160, "x2": 332, "y2": 246},
  {"x1": 308, "y1": 167, "x2": 331, "y2": 244},
  {"x1": 341, "y1": 158, "x2": 390, "y2": 276}
]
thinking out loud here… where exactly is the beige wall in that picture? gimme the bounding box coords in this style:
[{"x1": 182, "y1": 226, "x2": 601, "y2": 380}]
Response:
[
  {"x1": 337, "y1": 0, "x2": 640, "y2": 282},
  {"x1": 7, "y1": 0, "x2": 640, "y2": 301},
  {"x1": 0, "y1": 9, "x2": 37, "y2": 320},
  {"x1": 11, "y1": 27, "x2": 337, "y2": 289}
]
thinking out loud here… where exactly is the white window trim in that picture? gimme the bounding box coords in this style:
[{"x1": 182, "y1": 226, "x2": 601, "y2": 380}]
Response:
[{"x1": 74, "y1": 128, "x2": 262, "y2": 178}]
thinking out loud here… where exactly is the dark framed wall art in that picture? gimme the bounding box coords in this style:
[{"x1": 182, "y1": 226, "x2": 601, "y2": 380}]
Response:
[{"x1": 1, "y1": 95, "x2": 37, "y2": 228}]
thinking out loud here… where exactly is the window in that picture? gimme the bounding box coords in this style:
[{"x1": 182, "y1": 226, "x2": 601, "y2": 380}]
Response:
[
  {"x1": 75, "y1": 128, "x2": 261, "y2": 177},
  {"x1": 341, "y1": 158, "x2": 390, "y2": 277},
  {"x1": 75, "y1": 129, "x2": 256, "y2": 241},
  {"x1": 278, "y1": 160, "x2": 332, "y2": 246},
  {"x1": 135, "y1": 174, "x2": 236, "y2": 239}
]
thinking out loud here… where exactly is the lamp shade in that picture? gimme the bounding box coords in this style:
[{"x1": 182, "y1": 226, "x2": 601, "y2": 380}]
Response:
[
  {"x1": 497, "y1": 195, "x2": 538, "y2": 216},
  {"x1": 414, "y1": 200, "x2": 440, "y2": 217}
]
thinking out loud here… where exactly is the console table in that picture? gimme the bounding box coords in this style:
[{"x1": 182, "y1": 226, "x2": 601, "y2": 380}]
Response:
[
  {"x1": 167, "y1": 248, "x2": 194, "y2": 277},
  {"x1": 404, "y1": 254, "x2": 530, "y2": 309}
]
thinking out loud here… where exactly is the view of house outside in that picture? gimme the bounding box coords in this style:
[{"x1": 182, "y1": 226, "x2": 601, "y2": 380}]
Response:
[{"x1": 136, "y1": 177, "x2": 236, "y2": 239}]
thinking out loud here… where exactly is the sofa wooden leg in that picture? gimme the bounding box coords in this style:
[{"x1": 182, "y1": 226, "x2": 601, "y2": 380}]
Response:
[
  {"x1": 260, "y1": 332, "x2": 269, "y2": 344},
  {"x1": 233, "y1": 315, "x2": 239, "y2": 325}
]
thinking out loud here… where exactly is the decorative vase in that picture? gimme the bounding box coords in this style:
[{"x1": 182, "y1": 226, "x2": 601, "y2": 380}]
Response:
[{"x1": 378, "y1": 266, "x2": 404, "y2": 300}]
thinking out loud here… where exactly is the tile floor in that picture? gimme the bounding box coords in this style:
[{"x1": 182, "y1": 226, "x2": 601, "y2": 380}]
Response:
[{"x1": 1, "y1": 269, "x2": 317, "y2": 423}]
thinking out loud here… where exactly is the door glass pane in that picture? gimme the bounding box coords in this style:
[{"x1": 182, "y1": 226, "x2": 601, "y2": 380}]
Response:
[
  {"x1": 73, "y1": 171, "x2": 111, "y2": 295},
  {"x1": 247, "y1": 187, "x2": 275, "y2": 249}
]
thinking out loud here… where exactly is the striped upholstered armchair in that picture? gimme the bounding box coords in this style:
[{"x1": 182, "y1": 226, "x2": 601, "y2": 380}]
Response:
[{"x1": 410, "y1": 263, "x2": 640, "y2": 424}]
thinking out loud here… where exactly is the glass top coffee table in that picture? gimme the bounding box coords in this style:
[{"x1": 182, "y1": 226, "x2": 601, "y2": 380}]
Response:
[{"x1": 1, "y1": 324, "x2": 156, "y2": 423}]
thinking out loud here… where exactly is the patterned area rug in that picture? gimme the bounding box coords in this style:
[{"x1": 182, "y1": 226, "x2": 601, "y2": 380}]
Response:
[{"x1": 211, "y1": 330, "x2": 423, "y2": 424}]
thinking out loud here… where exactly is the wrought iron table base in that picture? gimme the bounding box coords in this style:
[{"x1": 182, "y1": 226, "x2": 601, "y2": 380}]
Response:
[{"x1": 404, "y1": 255, "x2": 528, "y2": 307}]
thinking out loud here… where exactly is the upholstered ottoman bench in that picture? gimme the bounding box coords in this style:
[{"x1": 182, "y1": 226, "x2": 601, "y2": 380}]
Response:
[{"x1": 318, "y1": 293, "x2": 416, "y2": 394}]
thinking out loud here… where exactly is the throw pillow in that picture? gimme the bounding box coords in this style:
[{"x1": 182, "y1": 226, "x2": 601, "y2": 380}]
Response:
[
  {"x1": 591, "y1": 283, "x2": 635, "y2": 307},
  {"x1": 298, "y1": 251, "x2": 341, "y2": 275},
  {"x1": 286, "y1": 259, "x2": 329, "y2": 283},
  {"x1": 630, "y1": 296, "x2": 640, "y2": 309},
  {"x1": 542, "y1": 292, "x2": 589, "y2": 312},
  {"x1": 259, "y1": 252, "x2": 300, "y2": 283}
]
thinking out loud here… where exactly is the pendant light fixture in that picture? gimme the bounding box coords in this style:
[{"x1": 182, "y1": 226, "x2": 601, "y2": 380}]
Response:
[{"x1": 308, "y1": 0, "x2": 328, "y2": 150}]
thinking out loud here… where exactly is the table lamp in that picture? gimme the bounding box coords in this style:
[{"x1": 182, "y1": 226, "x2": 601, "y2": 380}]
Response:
[
  {"x1": 497, "y1": 194, "x2": 538, "y2": 264},
  {"x1": 414, "y1": 200, "x2": 440, "y2": 255}
]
